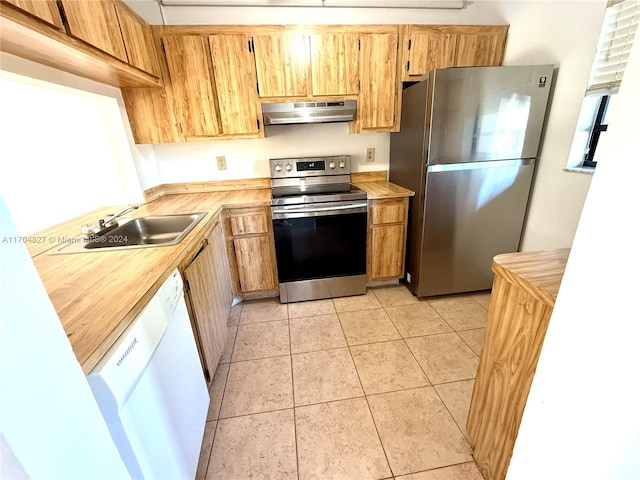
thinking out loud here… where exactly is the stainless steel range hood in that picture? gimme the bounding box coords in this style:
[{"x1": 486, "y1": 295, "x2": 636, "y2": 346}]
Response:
[{"x1": 261, "y1": 100, "x2": 357, "y2": 125}]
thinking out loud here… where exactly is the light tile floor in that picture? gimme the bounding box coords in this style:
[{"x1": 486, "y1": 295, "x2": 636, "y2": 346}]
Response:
[{"x1": 197, "y1": 285, "x2": 491, "y2": 480}]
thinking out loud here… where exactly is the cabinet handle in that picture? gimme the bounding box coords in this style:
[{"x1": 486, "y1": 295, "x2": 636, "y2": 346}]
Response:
[
  {"x1": 407, "y1": 61, "x2": 410, "y2": 71},
  {"x1": 190, "y1": 238, "x2": 209, "y2": 264}
]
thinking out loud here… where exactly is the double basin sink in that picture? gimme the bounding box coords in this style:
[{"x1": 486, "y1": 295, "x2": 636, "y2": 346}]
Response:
[{"x1": 51, "y1": 212, "x2": 207, "y2": 254}]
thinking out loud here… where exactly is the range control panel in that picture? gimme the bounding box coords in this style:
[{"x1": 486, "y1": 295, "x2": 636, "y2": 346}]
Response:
[{"x1": 269, "y1": 156, "x2": 351, "y2": 179}]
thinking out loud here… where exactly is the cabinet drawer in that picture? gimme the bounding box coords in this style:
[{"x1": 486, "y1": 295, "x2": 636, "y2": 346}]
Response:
[
  {"x1": 228, "y1": 210, "x2": 270, "y2": 236},
  {"x1": 370, "y1": 198, "x2": 405, "y2": 225}
]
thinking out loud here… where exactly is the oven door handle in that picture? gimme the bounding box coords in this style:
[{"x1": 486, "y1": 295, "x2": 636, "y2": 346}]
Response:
[{"x1": 272, "y1": 202, "x2": 368, "y2": 218}]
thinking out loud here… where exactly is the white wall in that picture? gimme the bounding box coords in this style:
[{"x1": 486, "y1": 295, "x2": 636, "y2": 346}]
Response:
[
  {"x1": 127, "y1": 0, "x2": 605, "y2": 251},
  {"x1": 0, "y1": 196, "x2": 131, "y2": 480},
  {"x1": 0, "y1": 53, "x2": 149, "y2": 234},
  {"x1": 506, "y1": 31, "x2": 640, "y2": 480},
  {"x1": 153, "y1": 123, "x2": 389, "y2": 182}
]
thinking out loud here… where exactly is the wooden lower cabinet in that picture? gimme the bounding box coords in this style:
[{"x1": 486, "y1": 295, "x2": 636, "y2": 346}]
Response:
[
  {"x1": 182, "y1": 219, "x2": 233, "y2": 384},
  {"x1": 368, "y1": 197, "x2": 409, "y2": 281},
  {"x1": 224, "y1": 206, "x2": 278, "y2": 296},
  {"x1": 466, "y1": 249, "x2": 569, "y2": 480}
]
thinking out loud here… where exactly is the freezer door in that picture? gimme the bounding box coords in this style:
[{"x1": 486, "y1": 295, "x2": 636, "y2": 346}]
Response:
[
  {"x1": 415, "y1": 159, "x2": 535, "y2": 297},
  {"x1": 428, "y1": 65, "x2": 554, "y2": 165}
]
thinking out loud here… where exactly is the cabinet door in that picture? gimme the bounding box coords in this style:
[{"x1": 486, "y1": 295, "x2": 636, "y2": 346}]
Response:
[
  {"x1": 211, "y1": 220, "x2": 233, "y2": 326},
  {"x1": 113, "y1": 2, "x2": 159, "y2": 76},
  {"x1": 359, "y1": 33, "x2": 398, "y2": 131},
  {"x1": 455, "y1": 28, "x2": 507, "y2": 67},
  {"x1": 253, "y1": 34, "x2": 311, "y2": 97},
  {"x1": 310, "y1": 33, "x2": 359, "y2": 96},
  {"x1": 184, "y1": 237, "x2": 228, "y2": 381},
  {"x1": 407, "y1": 29, "x2": 457, "y2": 77},
  {"x1": 233, "y1": 236, "x2": 277, "y2": 293},
  {"x1": 368, "y1": 197, "x2": 408, "y2": 281},
  {"x1": 60, "y1": 0, "x2": 128, "y2": 62},
  {"x1": 209, "y1": 34, "x2": 261, "y2": 135},
  {"x1": 370, "y1": 224, "x2": 405, "y2": 280},
  {"x1": 3, "y1": 0, "x2": 63, "y2": 28},
  {"x1": 163, "y1": 35, "x2": 221, "y2": 137}
]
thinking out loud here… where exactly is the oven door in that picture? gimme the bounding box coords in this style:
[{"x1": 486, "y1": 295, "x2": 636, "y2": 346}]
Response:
[{"x1": 271, "y1": 201, "x2": 367, "y2": 283}]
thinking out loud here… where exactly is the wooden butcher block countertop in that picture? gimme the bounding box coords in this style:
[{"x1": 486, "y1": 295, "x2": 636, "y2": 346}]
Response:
[
  {"x1": 354, "y1": 180, "x2": 414, "y2": 199},
  {"x1": 30, "y1": 189, "x2": 271, "y2": 374},
  {"x1": 492, "y1": 248, "x2": 570, "y2": 307}
]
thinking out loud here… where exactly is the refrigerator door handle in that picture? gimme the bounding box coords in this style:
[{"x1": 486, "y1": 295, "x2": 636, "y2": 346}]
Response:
[{"x1": 427, "y1": 158, "x2": 535, "y2": 173}]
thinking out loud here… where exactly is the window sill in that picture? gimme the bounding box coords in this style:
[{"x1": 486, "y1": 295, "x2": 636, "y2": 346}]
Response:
[{"x1": 564, "y1": 166, "x2": 595, "y2": 175}]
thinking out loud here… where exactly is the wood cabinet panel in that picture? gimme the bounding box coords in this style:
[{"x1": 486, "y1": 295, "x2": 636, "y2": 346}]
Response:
[
  {"x1": 60, "y1": 0, "x2": 128, "y2": 62},
  {"x1": 209, "y1": 34, "x2": 261, "y2": 135},
  {"x1": 358, "y1": 33, "x2": 398, "y2": 131},
  {"x1": 370, "y1": 224, "x2": 405, "y2": 280},
  {"x1": 233, "y1": 236, "x2": 277, "y2": 293},
  {"x1": 370, "y1": 199, "x2": 406, "y2": 225},
  {"x1": 253, "y1": 33, "x2": 311, "y2": 97},
  {"x1": 455, "y1": 29, "x2": 507, "y2": 67},
  {"x1": 467, "y1": 249, "x2": 568, "y2": 480},
  {"x1": 310, "y1": 33, "x2": 359, "y2": 96},
  {"x1": 211, "y1": 221, "x2": 234, "y2": 317},
  {"x1": 224, "y1": 206, "x2": 278, "y2": 296},
  {"x1": 3, "y1": 0, "x2": 62, "y2": 28},
  {"x1": 229, "y1": 210, "x2": 269, "y2": 236},
  {"x1": 114, "y1": 2, "x2": 159, "y2": 76},
  {"x1": 407, "y1": 31, "x2": 457, "y2": 76},
  {"x1": 163, "y1": 35, "x2": 220, "y2": 137},
  {"x1": 368, "y1": 197, "x2": 408, "y2": 281},
  {"x1": 183, "y1": 235, "x2": 228, "y2": 382},
  {"x1": 403, "y1": 25, "x2": 508, "y2": 80}
]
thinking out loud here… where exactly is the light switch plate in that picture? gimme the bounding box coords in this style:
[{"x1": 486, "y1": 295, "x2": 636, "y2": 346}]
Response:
[{"x1": 216, "y1": 156, "x2": 227, "y2": 170}]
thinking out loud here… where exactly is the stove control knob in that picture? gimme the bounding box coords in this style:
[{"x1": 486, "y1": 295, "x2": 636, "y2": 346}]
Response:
[
  {"x1": 285, "y1": 163, "x2": 293, "y2": 172},
  {"x1": 338, "y1": 160, "x2": 346, "y2": 168},
  {"x1": 328, "y1": 161, "x2": 336, "y2": 169},
  {"x1": 274, "y1": 164, "x2": 282, "y2": 172}
]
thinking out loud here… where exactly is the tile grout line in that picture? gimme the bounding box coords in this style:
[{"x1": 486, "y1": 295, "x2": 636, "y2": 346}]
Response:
[
  {"x1": 204, "y1": 302, "x2": 243, "y2": 478},
  {"x1": 286, "y1": 309, "x2": 301, "y2": 480},
  {"x1": 381, "y1": 300, "x2": 477, "y2": 461},
  {"x1": 336, "y1": 305, "x2": 396, "y2": 479}
]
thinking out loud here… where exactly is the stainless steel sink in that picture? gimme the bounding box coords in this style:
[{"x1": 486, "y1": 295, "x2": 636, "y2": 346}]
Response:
[{"x1": 51, "y1": 212, "x2": 207, "y2": 254}]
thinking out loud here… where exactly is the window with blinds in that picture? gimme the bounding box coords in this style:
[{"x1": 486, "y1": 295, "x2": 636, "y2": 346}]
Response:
[
  {"x1": 587, "y1": 0, "x2": 640, "y2": 94},
  {"x1": 566, "y1": 0, "x2": 639, "y2": 169}
]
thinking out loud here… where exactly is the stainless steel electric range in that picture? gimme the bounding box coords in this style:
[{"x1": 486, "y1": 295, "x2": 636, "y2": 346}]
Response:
[{"x1": 269, "y1": 155, "x2": 368, "y2": 303}]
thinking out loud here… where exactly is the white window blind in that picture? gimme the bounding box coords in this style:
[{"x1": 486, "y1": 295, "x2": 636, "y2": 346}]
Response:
[{"x1": 587, "y1": 0, "x2": 640, "y2": 94}]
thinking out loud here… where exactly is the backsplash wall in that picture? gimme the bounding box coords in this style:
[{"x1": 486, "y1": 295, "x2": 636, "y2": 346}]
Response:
[{"x1": 151, "y1": 122, "x2": 390, "y2": 184}]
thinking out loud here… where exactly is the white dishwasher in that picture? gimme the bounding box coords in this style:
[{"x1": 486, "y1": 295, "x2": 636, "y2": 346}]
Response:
[{"x1": 88, "y1": 269, "x2": 209, "y2": 479}]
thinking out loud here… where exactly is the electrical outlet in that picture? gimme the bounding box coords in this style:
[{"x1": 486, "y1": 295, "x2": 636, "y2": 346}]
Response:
[
  {"x1": 366, "y1": 147, "x2": 375, "y2": 163},
  {"x1": 216, "y1": 156, "x2": 227, "y2": 170}
]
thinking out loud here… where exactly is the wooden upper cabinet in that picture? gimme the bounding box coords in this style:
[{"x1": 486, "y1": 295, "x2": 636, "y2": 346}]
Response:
[
  {"x1": 60, "y1": 0, "x2": 128, "y2": 62},
  {"x1": 358, "y1": 33, "x2": 398, "y2": 131},
  {"x1": 403, "y1": 25, "x2": 508, "y2": 80},
  {"x1": 253, "y1": 33, "x2": 311, "y2": 97},
  {"x1": 407, "y1": 29, "x2": 457, "y2": 77},
  {"x1": 310, "y1": 33, "x2": 359, "y2": 96},
  {"x1": 163, "y1": 35, "x2": 220, "y2": 137},
  {"x1": 455, "y1": 28, "x2": 508, "y2": 67},
  {"x1": 2, "y1": 0, "x2": 63, "y2": 28},
  {"x1": 209, "y1": 34, "x2": 261, "y2": 135},
  {"x1": 113, "y1": 2, "x2": 159, "y2": 76}
]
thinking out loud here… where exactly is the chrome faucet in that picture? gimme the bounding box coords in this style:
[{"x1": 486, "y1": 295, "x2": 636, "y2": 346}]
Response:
[{"x1": 82, "y1": 205, "x2": 140, "y2": 240}]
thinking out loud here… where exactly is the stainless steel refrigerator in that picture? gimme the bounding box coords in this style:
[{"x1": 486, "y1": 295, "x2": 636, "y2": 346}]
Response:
[{"x1": 390, "y1": 65, "x2": 555, "y2": 297}]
